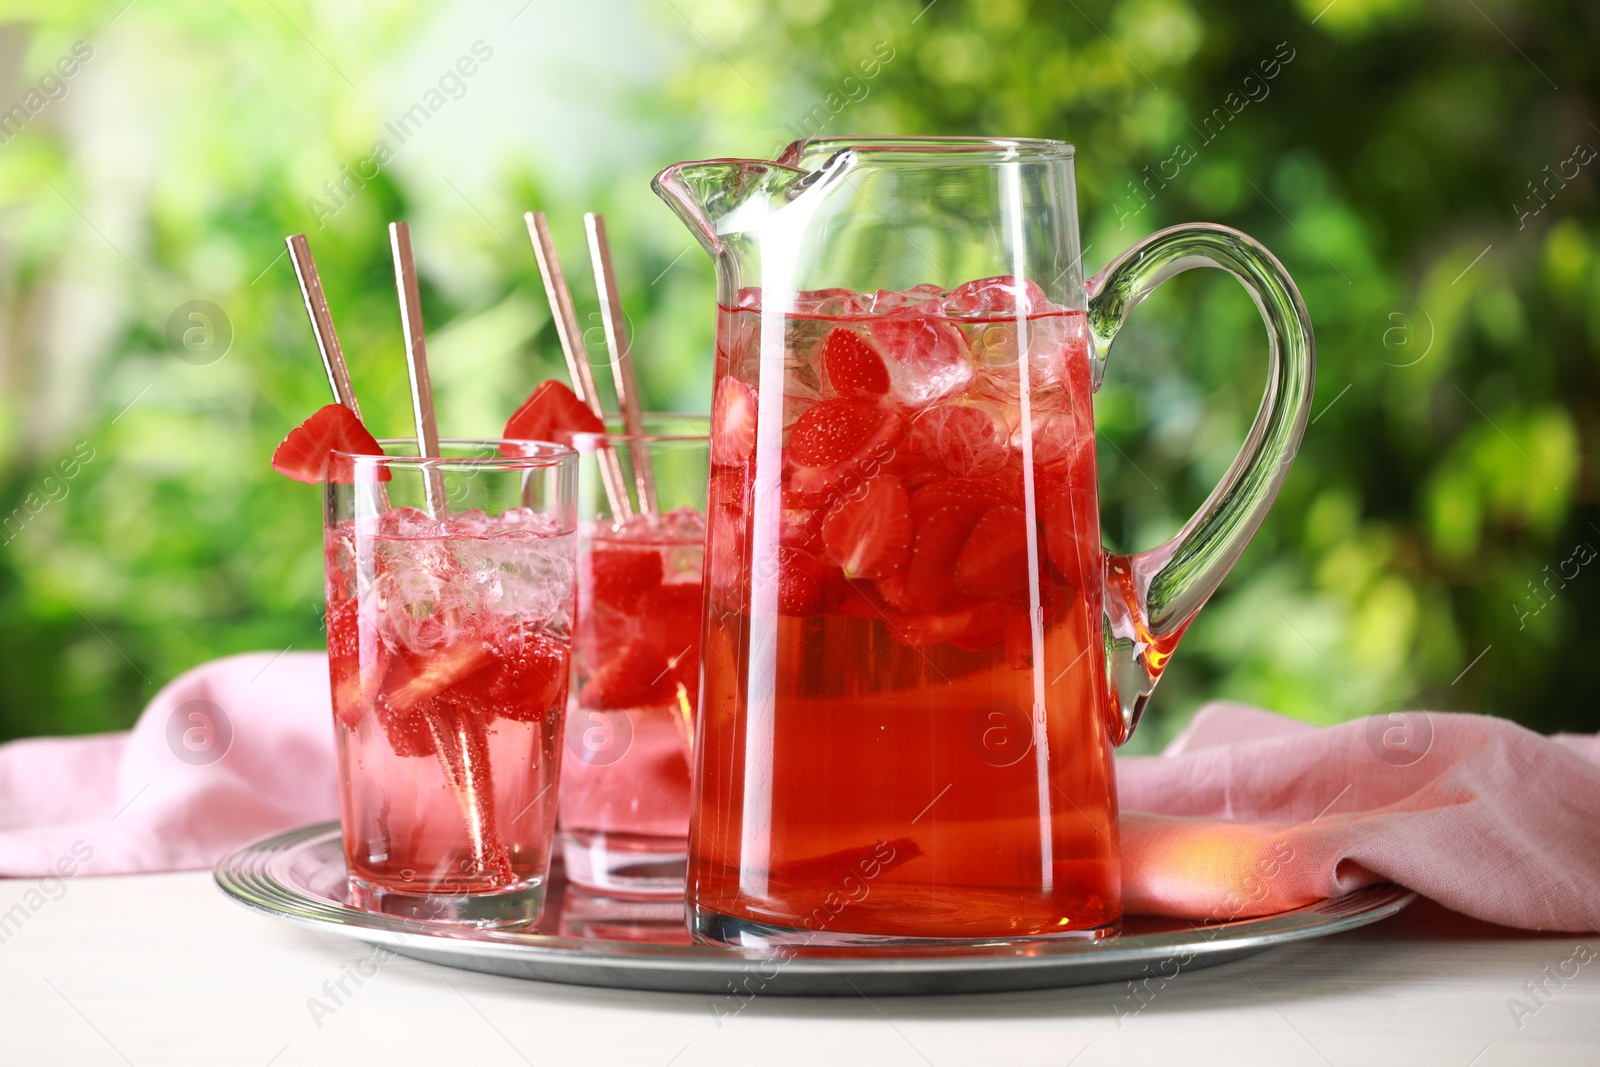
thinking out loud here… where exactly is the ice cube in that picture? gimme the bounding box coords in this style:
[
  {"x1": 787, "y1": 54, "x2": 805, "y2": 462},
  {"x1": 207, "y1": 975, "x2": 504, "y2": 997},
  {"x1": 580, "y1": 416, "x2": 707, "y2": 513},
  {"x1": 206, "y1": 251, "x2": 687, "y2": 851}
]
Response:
[
  {"x1": 656, "y1": 506, "x2": 708, "y2": 541},
  {"x1": 718, "y1": 309, "x2": 760, "y2": 381},
  {"x1": 447, "y1": 508, "x2": 497, "y2": 539},
  {"x1": 489, "y1": 532, "x2": 576, "y2": 631},
  {"x1": 971, "y1": 322, "x2": 1020, "y2": 376},
  {"x1": 785, "y1": 379, "x2": 826, "y2": 431},
  {"x1": 908, "y1": 401, "x2": 1012, "y2": 478},
  {"x1": 943, "y1": 275, "x2": 1053, "y2": 318},
  {"x1": 871, "y1": 284, "x2": 945, "y2": 314},
  {"x1": 794, "y1": 288, "x2": 869, "y2": 317},
  {"x1": 967, "y1": 313, "x2": 1083, "y2": 401},
  {"x1": 869, "y1": 314, "x2": 975, "y2": 408},
  {"x1": 377, "y1": 506, "x2": 444, "y2": 539},
  {"x1": 603, "y1": 506, "x2": 703, "y2": 542},
  {"x1": 783, "y1": 316, "x2": 832, "y2": 368},
  {"x1": 490, "y1": 507, "x2": 564, "y2": 537},
  {"x1": 783, "y1": 327, "x2": 829, "y2": 409},
  {"x1": 1013, "y1": 405, "x2": 1083, "y2": 471}
]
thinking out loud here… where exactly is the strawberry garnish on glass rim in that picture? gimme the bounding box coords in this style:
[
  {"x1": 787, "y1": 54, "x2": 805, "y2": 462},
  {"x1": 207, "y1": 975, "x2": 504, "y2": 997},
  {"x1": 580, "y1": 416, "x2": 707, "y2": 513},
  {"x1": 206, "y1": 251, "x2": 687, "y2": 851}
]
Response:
[
  {"x1": 271, "y1": 403, "x2": 390, "y2": 484},
  {"x1": 502, "y1": 379, "x2": 605, "y2": 454}
]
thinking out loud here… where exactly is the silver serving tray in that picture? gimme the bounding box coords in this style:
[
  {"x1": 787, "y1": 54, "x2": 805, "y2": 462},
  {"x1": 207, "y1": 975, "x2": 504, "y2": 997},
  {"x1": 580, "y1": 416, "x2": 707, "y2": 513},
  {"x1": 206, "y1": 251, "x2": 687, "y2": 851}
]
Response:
[{"x1": 216, "y1": 823, "x2": 1413, "y2": 995}]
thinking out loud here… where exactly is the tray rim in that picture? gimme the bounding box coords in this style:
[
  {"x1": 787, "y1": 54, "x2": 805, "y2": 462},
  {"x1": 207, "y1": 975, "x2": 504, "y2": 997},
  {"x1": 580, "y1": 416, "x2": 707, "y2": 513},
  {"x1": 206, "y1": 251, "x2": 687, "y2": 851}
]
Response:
[{"x1": 215, "y1": 821, "x2": 1416, "y2": 978}]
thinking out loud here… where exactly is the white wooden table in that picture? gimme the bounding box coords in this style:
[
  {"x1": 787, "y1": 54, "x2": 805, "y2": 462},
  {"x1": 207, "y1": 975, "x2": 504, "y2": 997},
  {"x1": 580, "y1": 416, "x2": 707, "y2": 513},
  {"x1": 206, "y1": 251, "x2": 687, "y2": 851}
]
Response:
[{"x1": 0, "y1": 871, "x2": 1594, "y2": 1065}]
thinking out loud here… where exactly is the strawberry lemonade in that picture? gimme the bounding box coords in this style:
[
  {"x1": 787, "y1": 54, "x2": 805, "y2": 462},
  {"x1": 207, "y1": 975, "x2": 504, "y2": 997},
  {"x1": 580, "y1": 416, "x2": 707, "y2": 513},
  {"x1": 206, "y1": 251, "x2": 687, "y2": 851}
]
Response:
[
  {"x1": 560, "y1": 507, "x2": 705, "y2": 895},
  {"x1": 320, "y1": 441, "x2": 577, "y2": 926},
  {"x1": 693, "y1": 278, "x2": 1117, "y2": 943},
  {"x1": 551, "y1": 418, "x2": 710, "y2": 897}
]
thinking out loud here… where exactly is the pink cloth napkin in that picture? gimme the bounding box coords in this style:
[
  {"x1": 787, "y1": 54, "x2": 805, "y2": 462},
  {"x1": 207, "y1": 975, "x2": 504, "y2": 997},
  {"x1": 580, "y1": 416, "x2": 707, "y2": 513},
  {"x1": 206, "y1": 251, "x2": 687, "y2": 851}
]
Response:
[
  {"x1": 1, "y1": 652, "x2": 1596, "y2": 932},
  {"x1": 1119, "y1": 704, "x2": 1600, "y2": 931},
  {"x1": 0, "y1": 652, "x2": 336, "y2": 876}
]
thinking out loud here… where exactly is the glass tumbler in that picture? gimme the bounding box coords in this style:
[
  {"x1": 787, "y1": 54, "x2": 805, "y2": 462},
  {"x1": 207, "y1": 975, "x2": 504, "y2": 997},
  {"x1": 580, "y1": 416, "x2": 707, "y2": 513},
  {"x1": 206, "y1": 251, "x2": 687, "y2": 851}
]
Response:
[
  {"x1": 558, "y1": 415, "x2": 709, "y2": 897},
  {"x1": 325, "y1": 438, "x2": 576, "y2": 927}
]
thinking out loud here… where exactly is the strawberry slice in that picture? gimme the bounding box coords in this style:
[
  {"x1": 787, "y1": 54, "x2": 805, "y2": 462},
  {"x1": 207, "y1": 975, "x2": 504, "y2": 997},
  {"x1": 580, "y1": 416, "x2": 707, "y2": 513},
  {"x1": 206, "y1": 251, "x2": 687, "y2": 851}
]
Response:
[
  {"x1": 789, "y1": 399, "x2": 887, "y2": 467},
  {"x1": 636, "y1": 582, "x2": 704, "y2": 666},
  {"x1": 590, "y1": 547, "x2": 663, "y2": 612},
  {"x1": 953, "y1": 505, "x2": 1031, "y2": 597},
  {"x1": 709, "y1": 466, "x2": 750, "y2": 513},
  {"x1": 780, "y1": 499, "x2": 824, "y2": 552},
  {"x1": 869, "y1": 315, "x2": 973, "y2": 406},
  {"x1": 581, "y1": 639, "x2": 677, "y2": 710},
  {"x1": 903, "y1": 504, "x2": 983, "y2": 605},
  {"x1": 325, "y1": 596, "x2": 376, "y2": 731},
  {"x1": 879, "y1": 445, "x2": 944, "y2": 491},
  {"x1": 372, "y1": 638, "x2": 497, "y2": 758},
  {"x1": 484, "y1": 624, "x2": 570, "y2": 723},
  {"x1": 638, "y1": 583, "x2": 703, "y2": 710},
  {"x1": 377, "y1": 701, "x2": 438, "y2": 758},
  {"x1": 1042, "y1": 485, "x2": 1094, "y2": 589},
  {"x1": 380, "y1": 638, "x2": 496, "y2": 716},
  {"x1": 776, "y1": 545, "x2": 845, "y2": 616},
  {"x1": 502, "y1": 380, "x2": 605, "y2": 455},
  {"x1": 909, "y1": 477, "x2": 1016, "y2": 527},
  {"x1": 874, "y1": 568, "x2": 916, "y2": 611},
  {"x1": 271, "y1": 404, "x2": 389, "y2": 484},
  {"x1": 711, "y1": 378, "x2": 757, "y2": 467},
  {"x1": 822, "y1": 474, "x2": 911, "y2": 579},
  {"x1": 821, "y1": 327, "x2": 889, "y2": 400},
  {"x1": 786, "y1": 400, "x2": 906, "y2": 503}
]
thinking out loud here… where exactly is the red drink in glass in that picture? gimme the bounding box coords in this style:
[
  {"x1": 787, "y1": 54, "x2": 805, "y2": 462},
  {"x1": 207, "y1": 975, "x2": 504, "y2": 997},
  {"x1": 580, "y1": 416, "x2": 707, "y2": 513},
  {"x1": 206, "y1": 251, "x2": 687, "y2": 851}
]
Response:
[
  {"x1": 694, "y1": 282, "x2": 1117, "y2": 942},
  {"x1": 326, "y1": 441, "x2": 576, "y2": 926},
  {"x1": 558, "y1": 422, "x2": 709, "y2": 896}
]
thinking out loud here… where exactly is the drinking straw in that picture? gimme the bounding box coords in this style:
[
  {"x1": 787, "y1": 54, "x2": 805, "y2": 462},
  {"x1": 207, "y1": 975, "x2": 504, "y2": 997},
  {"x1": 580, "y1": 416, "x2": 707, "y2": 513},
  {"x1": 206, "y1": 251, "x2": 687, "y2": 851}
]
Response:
[
  {"x1": 387, "y1": 222, "x2": 449, "y2": 519},
  {"x1": 523, "y1": 210, "x2": 632, "y2": 521},
  {"x1": 286, "y1": 235, "x2": 361, "y2": 415},
  {"x1": 386, "y1": 221, "x2": 512, "y2": 885},
  {"x1": 285, "y1": 234, "x2": 389, "y2": 511},
  {"x1": 584, "y1": 212, "x2": 658, "y2": 517}
]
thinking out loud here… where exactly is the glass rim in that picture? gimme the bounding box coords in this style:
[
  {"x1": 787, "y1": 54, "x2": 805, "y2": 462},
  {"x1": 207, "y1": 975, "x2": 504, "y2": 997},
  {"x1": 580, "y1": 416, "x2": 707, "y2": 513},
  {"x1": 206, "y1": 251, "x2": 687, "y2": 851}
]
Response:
[
  {"x1": 781, "y1": 135, "x2": 1075, "y2": 163},
  {"x1": 333, "y1": 437, "x2": 576, "y2": 469},
  {"x1": 573, "y1": 412, "x2": 710, "y2": 447}
]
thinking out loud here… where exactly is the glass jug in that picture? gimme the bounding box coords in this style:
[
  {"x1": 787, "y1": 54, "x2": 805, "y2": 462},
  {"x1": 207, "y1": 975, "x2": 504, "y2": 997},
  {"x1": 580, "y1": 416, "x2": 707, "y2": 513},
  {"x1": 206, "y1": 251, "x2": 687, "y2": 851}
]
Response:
[{"x1": 654, "y1": 136, "x2": 1314, "y2": 946}]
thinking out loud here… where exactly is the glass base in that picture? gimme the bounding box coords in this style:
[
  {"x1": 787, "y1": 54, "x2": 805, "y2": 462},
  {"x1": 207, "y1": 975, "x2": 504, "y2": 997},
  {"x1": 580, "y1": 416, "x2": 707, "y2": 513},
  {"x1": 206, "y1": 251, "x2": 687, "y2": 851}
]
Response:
[
  {"x1": 560, "y1": 830, "x2": 687, "y2": 899},
  {"x1": 347, "y1": 876, "x2": 545, "y2": 928},
  {"x1": 689, "y1": 902, "x2": 1120, "y2": 949}
]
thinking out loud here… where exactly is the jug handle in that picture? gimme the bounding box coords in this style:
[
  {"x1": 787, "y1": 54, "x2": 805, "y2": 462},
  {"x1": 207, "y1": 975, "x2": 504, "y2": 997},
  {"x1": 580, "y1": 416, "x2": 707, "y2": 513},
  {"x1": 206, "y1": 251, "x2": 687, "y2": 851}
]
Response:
[{"x1": 1085, "y1": 222, "x2": 1316, "y2": 744}]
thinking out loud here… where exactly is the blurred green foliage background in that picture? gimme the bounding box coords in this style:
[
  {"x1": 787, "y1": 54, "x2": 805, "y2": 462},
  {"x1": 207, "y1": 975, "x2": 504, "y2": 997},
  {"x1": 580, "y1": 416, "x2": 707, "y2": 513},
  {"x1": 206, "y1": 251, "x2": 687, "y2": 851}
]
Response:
[{"x1": 0, "y1": 0, "x2": 1594, "y2": 747}]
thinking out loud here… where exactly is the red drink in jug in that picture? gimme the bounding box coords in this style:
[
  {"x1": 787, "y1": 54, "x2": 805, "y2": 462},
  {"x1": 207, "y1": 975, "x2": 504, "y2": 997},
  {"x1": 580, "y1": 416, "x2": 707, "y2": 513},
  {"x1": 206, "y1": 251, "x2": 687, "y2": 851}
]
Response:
[{"x1": 694, "y1": 279, "x2": 1119, "y2": 941}]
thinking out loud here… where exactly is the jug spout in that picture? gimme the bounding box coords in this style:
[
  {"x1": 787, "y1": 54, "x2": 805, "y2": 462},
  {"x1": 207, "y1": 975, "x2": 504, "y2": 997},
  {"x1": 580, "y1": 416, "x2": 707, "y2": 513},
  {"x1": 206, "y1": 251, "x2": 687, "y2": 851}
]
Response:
[{"x1": 651, "y1": 158, "x2": 810, "y2": 255}]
